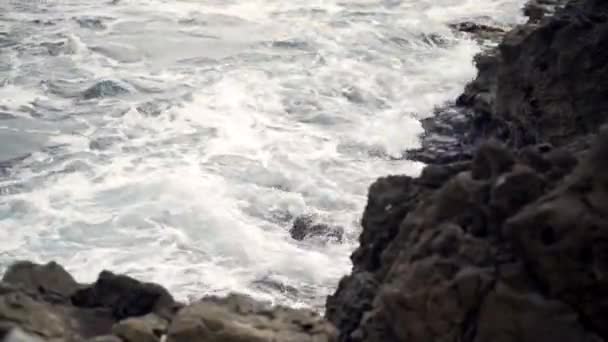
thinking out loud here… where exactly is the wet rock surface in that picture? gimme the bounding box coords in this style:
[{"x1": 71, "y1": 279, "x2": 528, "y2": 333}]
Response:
[
  {"x1": 0, "y1": 263, "x2": 336, "y2": 342},
  {"x1": 409, "y1": 0, "x2": 581, "y2": 165},
  {"x1": 3, "y1": 0, "x2": 608, "y2": 342},
  {"x1": 327, "y1": 0, "x2": 608, "y2": 341},
  {"x1": 290, "y1": 215, "x2": 344, "y2": 243},
  {"x1": 82, "y1": 80, "x2": 129, "y2": 99},
  {"x1": 328, "y1": 128, "x2": 608, "y2": 342}
]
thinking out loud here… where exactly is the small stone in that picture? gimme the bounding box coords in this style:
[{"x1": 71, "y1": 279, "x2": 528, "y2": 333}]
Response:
[{"x1": 112, "y1": 314, "x2": 168, "y2": 342}]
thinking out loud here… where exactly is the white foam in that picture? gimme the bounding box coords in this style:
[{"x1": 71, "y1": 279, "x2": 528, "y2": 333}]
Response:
[{"x1": 0, "y1": 0, "x2": 529, "y2": 308}]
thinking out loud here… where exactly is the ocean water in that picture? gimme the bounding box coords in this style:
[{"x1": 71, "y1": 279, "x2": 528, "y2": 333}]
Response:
[{"x1": 0, "y1": 0, "x2": 526, "y2": 309}]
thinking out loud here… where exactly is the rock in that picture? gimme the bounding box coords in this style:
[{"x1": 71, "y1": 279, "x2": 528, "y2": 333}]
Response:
[
  {"x1": 1, "y1": 328, "x2": 46, "y2": 342},
  {"x1": 0, "y1": 289, "x2": 69, "y2": 340},
  {"x1": 523, "y1": 0, "x2": 567, "y2": 23},
  {"x1": 325, "y1": 272, "x2": 377, "y2": 341},
  {"x1": 289, "y1": 216, "x2": 344, "y2": 243},
  {"x1": 449, "y1": 21, "x2": 507, "y2": 43},
  {"x1": 0, "y1": 263, "x2": 338, "y2": 342},
  {"x1": 82, "y1": 80, "x2": 129, "y2": 99},
  {"x1": 112, "y1": 314, "x2": 168, "y2": 342},
  {"x1": 2, "y1": 261, "x2": 79, "y2": 301},
  {"x1": 71, "y1": 271, "x2": 176, "y2": 321},
  {"x1": 475, "y1": 281, "x2": 602, "y2": 342},
  {"x1": 327, "y1": 125, "x2": 608, "y2": 341},
  {"x1": 86, "y1": 335, "x2": 123, "y2": 342},
  {"x1": 471, "y1": 140, "x2": 515, "y2": 180},
  {"x1": 461, "y1": 0, "x2": 608, "y2": 150},
  {"x1": 166, "y1": 294, "x2": 337, "y2": 342}
]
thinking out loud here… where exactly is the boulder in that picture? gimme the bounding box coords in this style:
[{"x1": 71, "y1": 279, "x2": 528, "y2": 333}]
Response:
[
  {"x1": 2, "y1": 261, "x2": 79, "y2": 301},
  {"x1": 327, "y1": 129, "x2": 608, "y2": 341},
  {"x1": 289, "y1": 216, "x2": 344, "y2": 243},
  {"x1": 167, "y1": 294, "x2": 337, "y2": 342},
  {"x1": 71, "y1": 271, "x2": 177, "y2": 320},
  {"x1": 82, "y1": 80, "x2": 129, "y2": 99},
  {"x1": 112, "y1": 314, "x2": 168, "y2": 342}
]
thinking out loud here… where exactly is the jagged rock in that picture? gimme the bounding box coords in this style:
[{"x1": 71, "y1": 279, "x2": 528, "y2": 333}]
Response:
[
  {"x1": 463, "y1": 0, "x2": 608, "y2": 149},
  {"x1": 523, "y1": 0, "x2": 568, "y2": 23},
  {"x1": 71, "y1": 271, "x2": 177, "y2": 321},
  {"x1": 112, "y1": 314, "x2": 168, "y2": 342},
  {"x1": 475, "y1": 281, "x2": 602, "y2": 342},
  {"x1": 326, "y1": 272, "x2": 377, "y2": 341},
  {"x1": 0, "y1": 264, "x2": 337, "y2": 342},
  {"x1": 327, "y1": 126, "x2": 608, "y2": 341},
  {"x1": 449, "y1": 22, "x2": 507, "y2": 43},
  {"x1": 2, "y1": 261, "x2": 79, "y2": 300},
  {"x1": 289, "y1": 216, "x2": 344, "y2": 242},
  {"x1": 167, "y1": 294, "x2": 337, "y2": 342}
]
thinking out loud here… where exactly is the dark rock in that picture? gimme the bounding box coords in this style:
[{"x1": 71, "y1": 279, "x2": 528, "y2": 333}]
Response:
[
  {"x1": 83, "y1": 81, "x2": 129, "y2": 100},
  {"x1": 325, "y1": 272, "x2": 378, "y2": 341},
  {"x1": 75, "y1": 17, "x2": 108, "y2": 30},
  {"x1": 489, "y1": 165, "x2": 546, "y2": 219},
  {"x1": 475, "y1": 281, "x2": 602, "y2": 342},
  {"x1": 471, "y1": 141, "x2": 515, "y2": 180},
  {"x1": 290, "y1": 216, "x2": 344, "y2": 243},
  {"x1": 327, "y1": 124, "x2": 608, "y2": 341},
  {"x1": 464, "y1": 0, "x2": 608, "y2": 150},
  {"x1": 2, "y1": 261, "x2": 79, "y2": 300},
  {"x1": 71, "y1": 271, "x2": 176, "y2": 321},
  {"x1": 350, "y1": 175, "x2": 425, "y2": 273},
  {"x1": 449, "y1": 21, "x2": 507, "y2": 43}
]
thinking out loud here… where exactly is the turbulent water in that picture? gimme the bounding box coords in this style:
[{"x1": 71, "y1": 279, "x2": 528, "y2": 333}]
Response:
[{"x1": 0, "y1": 0, "x2": 526, "y2": 308}]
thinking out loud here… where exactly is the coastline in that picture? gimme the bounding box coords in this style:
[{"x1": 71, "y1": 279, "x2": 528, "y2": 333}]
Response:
[{"x1": 3, "y1": 0, "x2": 608, "y2": 341}]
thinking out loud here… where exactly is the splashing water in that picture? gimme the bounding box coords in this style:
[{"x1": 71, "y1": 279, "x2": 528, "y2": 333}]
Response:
[{"x1": 0, "y1": 0, "x2": 527, "y2": 308}]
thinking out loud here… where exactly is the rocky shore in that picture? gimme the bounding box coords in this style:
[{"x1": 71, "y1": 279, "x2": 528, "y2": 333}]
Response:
[
  {"x1": 3, "y1": 0, "x2": 608, "y2": 341},
  {"x1": 327, "y1": 0, "x2": 608, "y2": 341}
]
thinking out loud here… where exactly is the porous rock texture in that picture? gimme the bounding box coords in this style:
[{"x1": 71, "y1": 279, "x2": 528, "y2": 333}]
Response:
[
  {"x1": 460, "y1": 0, "x2": 608, "y2": 151},
  {"x1": 326, "y1": 0, "x2": 608, "y2": 341}
]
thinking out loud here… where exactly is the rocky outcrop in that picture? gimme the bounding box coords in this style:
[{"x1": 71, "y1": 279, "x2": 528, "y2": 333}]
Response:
[
  {"x1": 461, "y1": 0, "x2": 608, "y2": 150},
  {"x1": 327, "y1": 127, "x2": 608, "y2": 341},
  {"x1": 0, "y1": 262, "x2": 336, "y2": 342},
  {"x1": 409, "y1": 0, "x2": 596, "y2": 165},
  {"x1": 327, "y1": 1, "x2": 608, "y2": 340}
]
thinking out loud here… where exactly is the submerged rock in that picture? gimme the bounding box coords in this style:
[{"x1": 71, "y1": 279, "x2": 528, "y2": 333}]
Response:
[
  {"x1": 289, "y1": 216, "x2": 344, "y2": 243},
  {"x1": 458, "y1": 0, "x2": 604, "y2": 150},
  {"x1": 449, "y1": 21, "x2": 507, "y2": 43},
  {"x1": 82, "y1": 81, "x2": 129, "y2": 100},
  {"x1": 2, "y1": 261, "x2": 79, "y2": 299}
]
